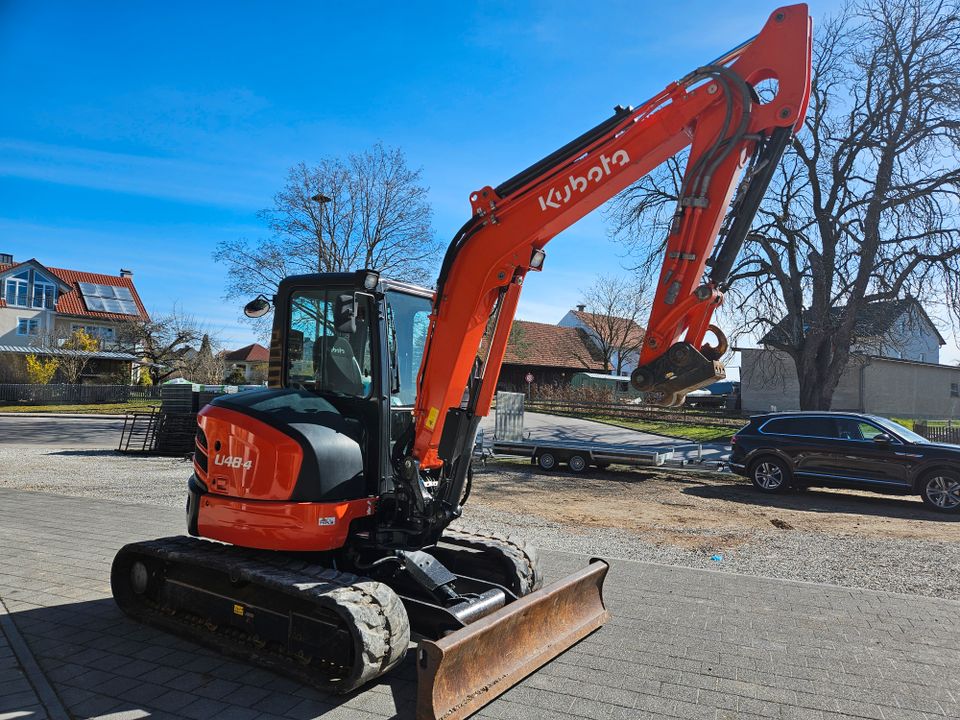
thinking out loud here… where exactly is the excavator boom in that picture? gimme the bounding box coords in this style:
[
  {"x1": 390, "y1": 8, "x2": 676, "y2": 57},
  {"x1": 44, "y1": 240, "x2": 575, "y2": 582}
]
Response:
[{"x1": 411, "y1": 4, "x2": 812, "y2": 471}]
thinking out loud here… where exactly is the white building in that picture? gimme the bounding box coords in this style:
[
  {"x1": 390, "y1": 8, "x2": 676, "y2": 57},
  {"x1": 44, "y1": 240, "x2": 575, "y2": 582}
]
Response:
[
  {"x1": 0, "y1": 253, "x2": 148, "y2": 382},
  {"x1": 741, "y1": 299, "x2": 954, "y2": 417},
  {"x1": 557, "y1": 305, "x2": 644, "y2": 375}
]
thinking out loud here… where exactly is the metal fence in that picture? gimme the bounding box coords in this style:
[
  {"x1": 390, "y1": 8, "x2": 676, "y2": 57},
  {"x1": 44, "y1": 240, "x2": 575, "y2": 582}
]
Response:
[
  {"x1": 523, "y1": 399, "x2": 744, "y2": 429},
  {"x1": 913, "y1": 420, "x2": 960, "y2": 444},
  {"x1": 0, "y1": 384, "x2": 162, "y2": 405}
]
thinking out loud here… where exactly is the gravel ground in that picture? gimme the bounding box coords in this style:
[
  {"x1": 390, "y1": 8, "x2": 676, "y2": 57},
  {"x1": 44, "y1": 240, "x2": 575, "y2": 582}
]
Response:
[
  {"x1": 3, "y1": 446, "x2": 958, "y2": 600},
  {"x1": 457, "y1": 504, "x2": 960, "y2": 599}
]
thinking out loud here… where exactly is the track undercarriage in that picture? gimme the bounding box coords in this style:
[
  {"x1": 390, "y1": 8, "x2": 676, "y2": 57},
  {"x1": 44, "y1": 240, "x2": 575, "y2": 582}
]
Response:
[{"x1": 111, "y1": 529, "x2": 609, "y2": 720}]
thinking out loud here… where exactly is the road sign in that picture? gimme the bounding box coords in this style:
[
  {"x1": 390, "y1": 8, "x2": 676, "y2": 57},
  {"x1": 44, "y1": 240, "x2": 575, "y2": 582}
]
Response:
[{"x1": 525, "y1": 372, "x2": 534, "y2": 384}]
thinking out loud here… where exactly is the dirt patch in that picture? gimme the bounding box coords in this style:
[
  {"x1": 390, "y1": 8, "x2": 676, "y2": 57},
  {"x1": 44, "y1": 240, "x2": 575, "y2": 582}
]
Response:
[{"x1": 469, "y1": 462, "x2": 960, "y2": 548}]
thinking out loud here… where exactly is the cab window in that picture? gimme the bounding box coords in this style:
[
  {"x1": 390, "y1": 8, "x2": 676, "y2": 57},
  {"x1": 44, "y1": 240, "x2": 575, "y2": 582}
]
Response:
[
  {"x1": 286, "y1": 289, "x2": 374, "y2": 397},
  {"x1": 385, "y1": 290, "x2": 432, "y2": 407}
]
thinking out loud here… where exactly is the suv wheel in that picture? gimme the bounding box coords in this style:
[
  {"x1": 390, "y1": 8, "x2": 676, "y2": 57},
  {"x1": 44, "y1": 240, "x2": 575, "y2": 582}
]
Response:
[
  {"x1": 750, "y1": 457, "x2": 791, "y2": 493},
  {"x1": 920, "y1": 472, "x2": 960, "y2": 513}
]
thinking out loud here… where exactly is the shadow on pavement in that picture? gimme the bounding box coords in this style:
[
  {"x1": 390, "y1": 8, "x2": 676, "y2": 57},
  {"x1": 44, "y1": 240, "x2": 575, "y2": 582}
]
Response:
[
  {"x1": 478, "y1": 461, "x2": 664, "y2": 484},
  {"x1": 682, "y1": 481, "x2": 957, "y2": 522},
  {"x1": 9, "y1": 598, "x2": 417, "y2": 719},
  {"x1": 45, "y1": 449, "x2": 123, "y2": 457}
]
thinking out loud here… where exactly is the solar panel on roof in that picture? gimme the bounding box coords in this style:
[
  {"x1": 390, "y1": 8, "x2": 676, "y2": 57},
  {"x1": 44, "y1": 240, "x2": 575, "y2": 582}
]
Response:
[{"x1": 77, "y1": 281, "x2": 139, "y2": 315}]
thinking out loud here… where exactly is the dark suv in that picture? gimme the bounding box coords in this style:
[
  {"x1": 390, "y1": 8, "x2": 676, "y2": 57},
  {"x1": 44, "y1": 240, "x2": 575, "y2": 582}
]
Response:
[{"x1": 730, "y1": 412, "x2": 960, "y2": 513}]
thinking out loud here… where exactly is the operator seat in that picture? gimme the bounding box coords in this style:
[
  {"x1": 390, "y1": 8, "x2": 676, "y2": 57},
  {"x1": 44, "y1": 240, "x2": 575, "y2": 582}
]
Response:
[{"x1": 315, "y1": 336, "x2": 364, "y2": 395}]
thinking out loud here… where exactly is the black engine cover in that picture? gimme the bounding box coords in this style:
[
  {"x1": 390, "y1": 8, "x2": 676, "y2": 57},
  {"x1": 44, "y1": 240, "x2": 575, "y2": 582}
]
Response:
[{"x1": 208, "y1": 389, "x2": 365, "y2": 502}]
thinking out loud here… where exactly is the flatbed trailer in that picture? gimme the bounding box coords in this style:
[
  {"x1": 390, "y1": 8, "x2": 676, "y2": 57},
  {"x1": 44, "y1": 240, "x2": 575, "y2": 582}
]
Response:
[{"x1": 488, "y1": 436, "x2": 698, "y2": 472}]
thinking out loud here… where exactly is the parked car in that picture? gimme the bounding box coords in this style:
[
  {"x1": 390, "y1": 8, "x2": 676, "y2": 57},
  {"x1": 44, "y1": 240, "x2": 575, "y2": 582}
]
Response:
[{"x1": 729, "y1": 412, "x2": 960, "y2": 513}]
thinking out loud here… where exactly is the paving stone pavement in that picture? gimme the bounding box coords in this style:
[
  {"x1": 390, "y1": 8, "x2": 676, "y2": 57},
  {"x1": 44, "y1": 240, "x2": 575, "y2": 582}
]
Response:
[{"x1": 0, "y1": 487, "x2": 957, "y2": 720}]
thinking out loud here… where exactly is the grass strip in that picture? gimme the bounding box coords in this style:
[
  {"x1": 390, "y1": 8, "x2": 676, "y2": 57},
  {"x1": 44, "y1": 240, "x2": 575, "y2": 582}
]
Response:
[{"x1": 0, "y1": 400, "x2": 161, "y2": 414}]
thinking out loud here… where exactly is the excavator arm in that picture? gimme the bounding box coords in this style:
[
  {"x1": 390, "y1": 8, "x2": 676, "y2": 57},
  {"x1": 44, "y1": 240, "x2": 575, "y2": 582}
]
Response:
[{"x1": 410, "y1": 4, "x2": 812, "y2": 480}]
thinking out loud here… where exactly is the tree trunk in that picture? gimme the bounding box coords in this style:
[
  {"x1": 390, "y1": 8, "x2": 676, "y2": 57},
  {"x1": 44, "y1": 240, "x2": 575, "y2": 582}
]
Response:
[{"x1": 794, "y1": 338, "x2": 847, "y2": 410}]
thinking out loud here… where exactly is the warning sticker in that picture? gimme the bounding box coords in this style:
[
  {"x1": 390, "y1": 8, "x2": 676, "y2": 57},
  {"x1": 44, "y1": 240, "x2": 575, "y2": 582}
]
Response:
[
  {"x1": 233, "y1": 604, "x2": 244, "y2": 616},
  {"x1": 425, "y1": 407, "x2": 440, "y2": 430}
]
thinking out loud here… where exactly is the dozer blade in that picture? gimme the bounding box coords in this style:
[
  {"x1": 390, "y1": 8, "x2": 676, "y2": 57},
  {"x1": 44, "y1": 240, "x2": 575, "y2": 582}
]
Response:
[{"x1": 416, "y1": 558, "x2": 610, "y2": 720}]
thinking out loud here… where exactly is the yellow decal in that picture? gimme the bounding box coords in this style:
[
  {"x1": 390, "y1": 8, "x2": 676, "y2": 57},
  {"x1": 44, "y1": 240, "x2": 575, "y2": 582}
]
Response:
[
  {"x1": 425, "y1": 407, "x2": 440, "y2": 430},
  {"x1": 233, "y1": 604, "x2": 244, "y2": 616}
]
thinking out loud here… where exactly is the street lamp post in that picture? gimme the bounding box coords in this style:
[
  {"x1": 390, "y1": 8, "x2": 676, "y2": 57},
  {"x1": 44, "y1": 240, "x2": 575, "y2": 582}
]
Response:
[{"x1": 311, "y1": 193, "x2": 331, "y2": 273}]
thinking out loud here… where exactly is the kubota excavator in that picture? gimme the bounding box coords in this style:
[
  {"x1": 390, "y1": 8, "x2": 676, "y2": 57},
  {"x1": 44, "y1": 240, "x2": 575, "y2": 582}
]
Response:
[{"x1": 111, "y1": 6, "x2": 811, "y2": 719}]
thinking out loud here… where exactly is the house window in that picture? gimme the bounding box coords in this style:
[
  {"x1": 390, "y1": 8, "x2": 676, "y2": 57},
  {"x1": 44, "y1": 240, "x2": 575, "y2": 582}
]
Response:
[
  {"x1": 32, "y1": 279, "x2": 57, "y2": 309},
  {"x1": 951, "y1": 383, "x2": 959, "y2": 398},
  {"x1": 4, "y1": 272, "x2": 28, "y2": 307},
  {"x1": 17, "y1": 318, "x2": 39, "y2": 336},
  {"x1": 71, "y1": 324, "x2": 115, "y2": 341}
]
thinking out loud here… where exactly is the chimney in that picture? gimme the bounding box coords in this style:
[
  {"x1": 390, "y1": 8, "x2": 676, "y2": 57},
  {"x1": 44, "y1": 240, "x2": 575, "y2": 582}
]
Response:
[
  {"x1": 120, "y1": 268, "x2": 133, "y2": 278},
  {"x1": 576, "y1": 304, "x2": 586, "y2": 312},
  {"x1": 0, "y1": 253, "x2": 12, "y2": 265}
]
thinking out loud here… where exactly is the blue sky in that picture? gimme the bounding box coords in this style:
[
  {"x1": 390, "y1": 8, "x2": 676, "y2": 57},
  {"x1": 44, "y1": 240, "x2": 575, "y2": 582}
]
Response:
[{"x1": 1, "y1": 0, "x2": 852, "y2": 374}]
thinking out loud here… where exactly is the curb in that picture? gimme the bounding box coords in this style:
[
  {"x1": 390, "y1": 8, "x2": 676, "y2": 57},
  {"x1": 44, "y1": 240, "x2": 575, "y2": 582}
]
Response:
[{"x1": 0, "y1": 413, "x2": 130, "y2": 419}]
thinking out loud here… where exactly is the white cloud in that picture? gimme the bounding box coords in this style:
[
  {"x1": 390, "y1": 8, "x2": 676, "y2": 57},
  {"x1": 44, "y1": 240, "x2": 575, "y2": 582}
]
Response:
[{"x1": 0, "y1": 138, "x2": 276, "y2": 208}]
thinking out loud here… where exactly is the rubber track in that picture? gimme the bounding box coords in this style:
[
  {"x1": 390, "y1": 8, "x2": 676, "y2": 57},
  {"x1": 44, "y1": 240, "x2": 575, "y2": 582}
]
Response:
[
  {"x1": 112, "y1": 536, "x2": 410, "y2": 693},
  {"x1": 440, "y1": 528, "x2": 543, "y2": 595}
]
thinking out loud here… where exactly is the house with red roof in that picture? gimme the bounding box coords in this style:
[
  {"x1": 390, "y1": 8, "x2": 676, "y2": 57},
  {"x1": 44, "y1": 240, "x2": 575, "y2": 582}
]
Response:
[
  {"x1": 222, "y1": 343, "x2": 269, "y2": 383},
  {"x1": 0, "y1": 252, "x2": 150, "y2": 383},
  {"x1": 494, "y1": 319, "x2": 606, "y2": 390}
]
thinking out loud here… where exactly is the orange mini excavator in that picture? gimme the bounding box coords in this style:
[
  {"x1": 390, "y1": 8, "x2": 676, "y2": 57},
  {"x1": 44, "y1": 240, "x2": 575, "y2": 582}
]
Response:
[{"x1": 112, "y1": 7, "x2": 811, "y2": 719}]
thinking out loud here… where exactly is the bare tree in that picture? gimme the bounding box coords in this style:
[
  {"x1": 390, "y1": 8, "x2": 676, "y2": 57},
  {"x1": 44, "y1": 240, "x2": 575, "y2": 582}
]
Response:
[
  {"x1": 574, "y1": 275, "x2": 648, "y2": 375},
  {"x1": 608, "y1": 0, "x2": 960, "y2": 409},
  {"x1": 215, "y1": 143, "x2": 441, "y2": 331},
  {"x1": 115, "y1": 307, "x2": 207, "y2": 384},
  {"x1": 181, "y1": 334, "x2": 225, "y2": 385}
]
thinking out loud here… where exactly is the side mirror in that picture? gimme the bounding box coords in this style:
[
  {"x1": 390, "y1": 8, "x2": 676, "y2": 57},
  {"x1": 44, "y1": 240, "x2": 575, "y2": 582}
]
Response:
[
  {"x1": 873, "y1": 433, "x2": 892, "y2": 445},
  {"x1": 335, "y1": 294, "x2": 357, "y2": 334},
  {"x1": 244, "y1": 295, "x2": 271, "y2": 319}
]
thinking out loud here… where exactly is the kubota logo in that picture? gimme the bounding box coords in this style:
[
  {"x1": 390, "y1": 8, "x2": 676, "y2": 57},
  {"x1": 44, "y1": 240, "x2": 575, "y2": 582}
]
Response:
[
  {"x1": 214, "y1": 455, "x2": 253, "y2": 470},
  {"x1": 537, "y1": 150, "x2": 630, "y2": 211}
]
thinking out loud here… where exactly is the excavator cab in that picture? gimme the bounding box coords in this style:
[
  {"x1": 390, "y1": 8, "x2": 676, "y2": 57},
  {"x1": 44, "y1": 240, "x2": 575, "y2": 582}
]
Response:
[{"x1": 267, "y1": 271, "x2": 435, "y2": 500}]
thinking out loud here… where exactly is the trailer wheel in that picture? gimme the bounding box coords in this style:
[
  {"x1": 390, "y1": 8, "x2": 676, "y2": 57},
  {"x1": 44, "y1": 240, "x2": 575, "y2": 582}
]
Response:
[
  {"x1": 567, "y1": 455, "x2": 587, "y2": 473},
  {"x1": 537, "y1": 452, "x2": 557, "y2": 471}
]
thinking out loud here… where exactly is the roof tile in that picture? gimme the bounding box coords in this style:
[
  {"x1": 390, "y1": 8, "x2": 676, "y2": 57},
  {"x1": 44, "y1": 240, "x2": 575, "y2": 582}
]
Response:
[
  {"x1": 223, "y1": 343, "x2": 270, "y2": 362},
  {"x1": 2, "y1": 259, "x2": 148, "y2": 321},
  {"x1": 500, "y1": 320, "x2": 605, "y2": 370}
]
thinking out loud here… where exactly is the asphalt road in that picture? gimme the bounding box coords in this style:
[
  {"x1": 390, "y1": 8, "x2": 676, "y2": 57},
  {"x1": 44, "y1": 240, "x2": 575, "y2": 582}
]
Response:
[
  {"x1": 0, "y1": 411, "x2": 729, "y2": 463},
  {"x1": 480, "y1": 410, "x2": 729, "y2": 464},
  {"x1": 0, "y1": 415, "x2": 125, "y2": 448}
]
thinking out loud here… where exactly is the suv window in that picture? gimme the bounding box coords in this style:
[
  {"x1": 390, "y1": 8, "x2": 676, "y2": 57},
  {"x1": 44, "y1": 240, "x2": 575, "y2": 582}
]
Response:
[
  {"x1": 761, "y1": 416, "x2": 837, "y2": 438},
  {"x1": 835, "y1": 418, "x2": 887, "y2": 441}
]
